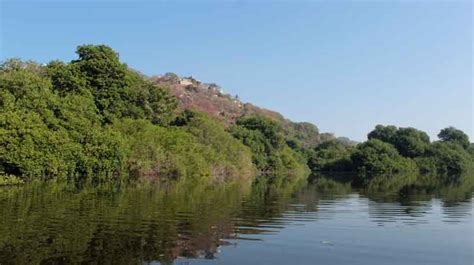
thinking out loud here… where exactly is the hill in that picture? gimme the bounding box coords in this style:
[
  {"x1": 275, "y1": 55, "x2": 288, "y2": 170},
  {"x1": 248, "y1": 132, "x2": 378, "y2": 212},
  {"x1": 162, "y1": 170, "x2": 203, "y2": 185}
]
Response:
[
  {"x1": 150, "y1": 73, "x2": 324, "y2": 149},
  {"x1": 4, "y1": 44, "x2": 469, "y2": 189}
]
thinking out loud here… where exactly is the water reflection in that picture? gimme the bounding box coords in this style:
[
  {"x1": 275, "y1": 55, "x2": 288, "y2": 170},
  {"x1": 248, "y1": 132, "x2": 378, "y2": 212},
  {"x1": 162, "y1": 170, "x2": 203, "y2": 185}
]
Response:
[{"x1": 0, "y1": 175, "x2": 472, "y2": 265}]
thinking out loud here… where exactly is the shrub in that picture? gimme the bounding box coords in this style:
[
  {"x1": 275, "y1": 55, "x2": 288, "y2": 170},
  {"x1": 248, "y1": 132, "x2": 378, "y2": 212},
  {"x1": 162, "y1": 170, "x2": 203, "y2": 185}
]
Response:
[
  {"x1": 350, "y1": 139, "x2": 416, "y2": 174},
  {"x1": 438, "y1": 127, "x2": 470, "y2": 149},
  {"x1": 307, "y1": 140, "x2": 353, "y2": 172},
  {"x1": 419, "y1": 141, "x2": 472, "y2": 176},
  {"x1": 231, "y1": 115, "x2": 309, "y2": 178},
  {"x1": 0, "y1": 174, "x2": 25, "y2": 186},
  {"x1": 368, "y1": 125, "x2": 430, "y2": 157}
]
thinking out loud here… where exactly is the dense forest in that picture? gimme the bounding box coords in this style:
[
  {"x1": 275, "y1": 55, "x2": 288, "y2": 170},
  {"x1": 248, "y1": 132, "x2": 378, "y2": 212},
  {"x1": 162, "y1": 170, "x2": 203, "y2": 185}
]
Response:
[
  {"x1": 307, "y1": 125, "x2": 474, "y2": 185},
  {"x1": 1, "y1": 45, "x2": 473, "y2": 187}
]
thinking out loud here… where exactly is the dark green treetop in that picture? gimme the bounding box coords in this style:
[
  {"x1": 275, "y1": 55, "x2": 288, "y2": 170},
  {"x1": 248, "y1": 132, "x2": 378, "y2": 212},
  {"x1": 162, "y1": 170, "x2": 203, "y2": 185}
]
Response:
[{"x1": 438, "y1": 127, "x2": 470, "y2": 149}]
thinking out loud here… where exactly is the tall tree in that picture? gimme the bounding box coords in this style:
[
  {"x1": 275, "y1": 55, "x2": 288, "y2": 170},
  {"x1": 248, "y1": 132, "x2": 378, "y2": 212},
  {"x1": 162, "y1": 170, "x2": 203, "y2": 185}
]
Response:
[{"x1": 438, "y1": 127, "x2": 470, "y2": 149}]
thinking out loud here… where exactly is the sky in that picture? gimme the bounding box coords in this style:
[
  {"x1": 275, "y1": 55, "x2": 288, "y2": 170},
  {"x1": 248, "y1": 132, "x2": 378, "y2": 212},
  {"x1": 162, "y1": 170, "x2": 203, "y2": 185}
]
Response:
[{"x1": 1, "y1": 0, "x2": 472, "y2": 141}]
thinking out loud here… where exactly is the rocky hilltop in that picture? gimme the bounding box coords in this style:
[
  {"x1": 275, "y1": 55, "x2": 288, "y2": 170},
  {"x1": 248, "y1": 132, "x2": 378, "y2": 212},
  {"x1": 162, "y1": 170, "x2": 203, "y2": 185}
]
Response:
[{"x1": 150, "y1": 73, "x2": 326, "y2": 148}]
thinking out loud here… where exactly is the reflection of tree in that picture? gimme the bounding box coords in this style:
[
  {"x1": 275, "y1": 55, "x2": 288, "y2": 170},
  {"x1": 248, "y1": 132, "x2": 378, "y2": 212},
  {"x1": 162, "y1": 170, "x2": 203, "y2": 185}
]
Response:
[
  {"x1": 366, "y1": 200, "x2": 433, "y2": 225},
  {"x1": 0, "y1": 181, "x2": 247, "y2": 264},
  {"x1": 0, "y1": 178, "x2": 323, "y2": 264},
  {"x1": 362, "y1": 173, "x2": 474, "y2": 225},
  {"x1": 397, "y1": 173, "x2": 474, "y2": 204},
  {"x1": 234, "y1": 176, "x2": 352, "y2": 233},
  {"x1": 0, "y1": 174, "x2": 472, "y2": 264},
  {"x1": 441, "y1": 200, "x2": 473, "y2": 223}
]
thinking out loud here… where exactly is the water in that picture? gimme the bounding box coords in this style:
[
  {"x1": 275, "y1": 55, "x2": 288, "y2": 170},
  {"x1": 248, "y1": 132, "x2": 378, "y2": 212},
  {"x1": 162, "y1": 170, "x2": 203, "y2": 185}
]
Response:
[{"x1": 0, "y1": 178, "x2": 472, "y2": 265}]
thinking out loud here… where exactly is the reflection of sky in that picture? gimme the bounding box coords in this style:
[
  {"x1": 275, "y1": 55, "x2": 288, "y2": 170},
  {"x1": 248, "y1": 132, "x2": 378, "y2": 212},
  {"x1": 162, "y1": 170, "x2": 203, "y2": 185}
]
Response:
[{"x1": 154, "y1": 194, "x2": 473, "y2": 265}]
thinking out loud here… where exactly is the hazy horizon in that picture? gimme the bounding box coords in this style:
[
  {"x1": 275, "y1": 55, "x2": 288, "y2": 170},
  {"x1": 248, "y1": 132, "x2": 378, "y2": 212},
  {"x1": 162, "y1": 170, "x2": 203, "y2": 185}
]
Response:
[{"x1": 1, "y1": 1, "x2": 472, "y2": 141}]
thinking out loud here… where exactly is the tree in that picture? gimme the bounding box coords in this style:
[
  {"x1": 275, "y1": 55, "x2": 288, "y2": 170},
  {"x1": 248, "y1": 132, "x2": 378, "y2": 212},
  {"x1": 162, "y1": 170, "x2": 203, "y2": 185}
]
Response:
[
  {"x1": 350, "y1": 139, "x2": 415, "y2": 174},
  {"x1": 74, "y1": 44, "x2": 127, "y2": 90},
  {"x1": 468, "y1": 144, "x2": 474, "y2": 159},
  {"x1": 420, "y1": 141, "x2": 472, "y2": 176},
  {"x1": 235, "y1": 116, "x2": 285, "y2": 149},
  {"x1": 368, "y1": 125, "x2": 430, "y2": 158},
  {"x1": 368, "y1": 125, "x2": 398, "y2": 143},
  {"x1": 308, "y1": 140, "x2": 352, "y2": 172},
  {"x1": 393, "y1": 127, "x2": 430, "y2": 157},
  {"x1": 284, "y1": 122, "x2": 320, "y2": 149},
  {"x1": 232, "y1": 115, "x2": 309, "y2": 177},
  {"x1": 0, "y1": 63, "x2": 125, "y2": 181},
  {"x1": 438, "y1": 127, "x2": 470, "y2": 149},
  {"x1": 46, "y1": 60, "x2": 87, "y2": 95},
  {"x1": 58, "y1": 45, "x2": 178, "y2": 125},
  {"x1": 71, "y1": 45, "x2": 129, "y2": 122},
  {"x1": 161, "y1": 72, "x2": 180, "y2": 84}
]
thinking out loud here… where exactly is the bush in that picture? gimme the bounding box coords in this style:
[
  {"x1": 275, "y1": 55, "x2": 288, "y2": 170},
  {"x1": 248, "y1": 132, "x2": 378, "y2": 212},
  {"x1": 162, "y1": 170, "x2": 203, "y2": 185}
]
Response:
[
  {"x1": 307, "y1": 140, "x2": 353, "y2": 172},
  {"x1": 115, "y1": 119, "x2": 210, "y2": 181},
  {"x1": 419, "y1": 141, "x2": 472, "y2": 176},
  {"x1": 0, "y1": 45, "x2": 238, "y2": 185},
  {"x1": 350, "y1": 139, "x2": 416, "y2": 174},
  {"x1": 231, "y1": 115, "x2": 309, "y2": 178},
  {"x1": 438, "y1": 127, "x2": 470, "y2": 149},
  {"x1": 0, "y1": 174, "x2": 25, "y2": 186},
  {"x1": 368, "y1": 125, "x2": 430, "y2": 157},
  {"x1": 115, "y1": 114, "x2": 256, "y2": 183},
  {"x1": 174, "y1": 111, "x2": 255, "y2": 181}
]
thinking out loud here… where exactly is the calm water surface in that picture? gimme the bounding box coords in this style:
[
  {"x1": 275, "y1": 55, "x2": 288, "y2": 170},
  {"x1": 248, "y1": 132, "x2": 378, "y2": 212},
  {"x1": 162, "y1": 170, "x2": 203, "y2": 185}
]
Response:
[{"x1": 0, "y1": 178, "x2": 472, "y2": 265}]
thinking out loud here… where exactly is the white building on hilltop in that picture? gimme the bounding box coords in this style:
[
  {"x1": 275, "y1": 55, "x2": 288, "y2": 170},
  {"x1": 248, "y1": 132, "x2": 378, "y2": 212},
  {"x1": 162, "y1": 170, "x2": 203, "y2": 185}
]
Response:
[{"x1": 179, "y1": 78, "x2": 193, "y2": 86}]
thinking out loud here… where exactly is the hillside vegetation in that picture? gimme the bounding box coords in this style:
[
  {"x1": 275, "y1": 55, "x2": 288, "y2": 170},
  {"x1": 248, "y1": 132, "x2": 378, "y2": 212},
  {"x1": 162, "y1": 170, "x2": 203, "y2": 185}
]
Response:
[
  {"x1": 1, "y1": 44, "x2": 472, "y2": 187},
  {"x1": 152, "y1": 75, "x2": 323, "y2": 149},
  {"x1": 0, "y1": 45, "x2": 309, "y2": 185}
]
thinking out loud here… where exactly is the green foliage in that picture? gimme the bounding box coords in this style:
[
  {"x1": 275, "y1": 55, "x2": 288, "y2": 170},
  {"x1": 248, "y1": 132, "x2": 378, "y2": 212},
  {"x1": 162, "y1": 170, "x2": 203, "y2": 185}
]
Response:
[
  {"x1": 438, "y1": 126, "x2": 470, "y2": 149},
  {"x1": 315, "y1": 125, "x2": 474, "y2": 187},
  {"x1": 235, "y1": 116, "x2": 285, "y2": 148},
  {"x1": 0, "y1": 62, "x2": 127, "y2": 183},
  {"x1": 0, "y1": 174, "x2": 24, "y2": 186},
  {"x1": 319, "y1": 132, "x2": 336, "y2": 143},
  {"x1": 45, "y1": 45, "x2": 177, "y2": 125},
  {"x1": 115, "y1": 111, "x2": 255, "y2": 183},
  {"x1": 418, "y1": 141, "x2": 472, "y2": 176},
  {"x1": 350, "y1": 139, "x2": 416, "y2": 174},
  {"x1": 305, "y1": 124, "x2": 474, "y2": 190},
  {"x1": 174, "y1": 111, "x2": 255, "y2": 181},
  {"x1": 307, "y1": 140, "x2": 353, "y2": 172},
  {"x1": 368, "y1": 125, "x2": 398, "y2": 143},
  {"x1": 122, "y1": 69, "x2": 177, "y2": 125},
  {"x1": 115, "y1": 119, "x2": 210, "y2": 180},
  {"x1": 74, "y1": 44, "x2": 127, "y2": 90},
  {"x1": 468, "y1": 144, "x2": 474, "y2": 159},
  {"x1": 231, "y1": 125, "x2": 270, "y2": 169},
  {"x1": 368, "y1": 125, "x2": 430, "y2": 157},
  {"x1": 3, "y1": 44, "x2": 472, "y2": 188},
  {"x1": 46, "y1": 60, "x2": 88, "y2": 95},
  {"x1": 283, "y1": 122, "x2": 320, "y2": 149},
  {"x1": 0, "y1": 45, "x2": 254, "y2": 184},
  {"x1": 231, "y1": 115, "x2": 309, "y2": 178},
  {"x1": 270, "y1": 146, "x2": 310, "y2": 179},
  {"x1": 393, "y1": 127, "x2": 430, "y2": 157}
]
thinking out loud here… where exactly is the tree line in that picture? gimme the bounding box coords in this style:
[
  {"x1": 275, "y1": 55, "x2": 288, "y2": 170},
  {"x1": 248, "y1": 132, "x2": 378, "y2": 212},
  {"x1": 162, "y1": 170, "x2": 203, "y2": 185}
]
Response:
[
  {"x1": 1, "y1": 44, "x2": 472, "y2": 186},
  {"x1": 0, "y1": 45, "x2": 308, "y2": 185},
  {"x1": 307, "y1": 125, "x2": 474, "y2": 185}
]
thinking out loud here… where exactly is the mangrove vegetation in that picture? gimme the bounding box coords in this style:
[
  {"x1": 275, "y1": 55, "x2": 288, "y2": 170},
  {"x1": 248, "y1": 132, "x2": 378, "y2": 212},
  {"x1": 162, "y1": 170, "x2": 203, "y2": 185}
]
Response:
[{"x1": 1, "y1": 45, "x2": 473, "y2": 188}]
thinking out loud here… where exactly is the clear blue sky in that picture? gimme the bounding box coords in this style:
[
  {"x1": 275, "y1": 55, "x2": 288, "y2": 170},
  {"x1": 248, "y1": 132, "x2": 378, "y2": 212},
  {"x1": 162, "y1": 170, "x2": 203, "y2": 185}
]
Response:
[{"x1": 1, "y1": 1, "x2": 472, "y2": 141}]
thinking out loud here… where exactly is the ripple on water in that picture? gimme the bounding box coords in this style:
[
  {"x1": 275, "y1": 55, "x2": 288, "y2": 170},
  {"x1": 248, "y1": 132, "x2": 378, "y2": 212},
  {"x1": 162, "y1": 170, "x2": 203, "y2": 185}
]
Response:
[{"x1": 0, "y1": 182, "x2": 472, "y2": 265}]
